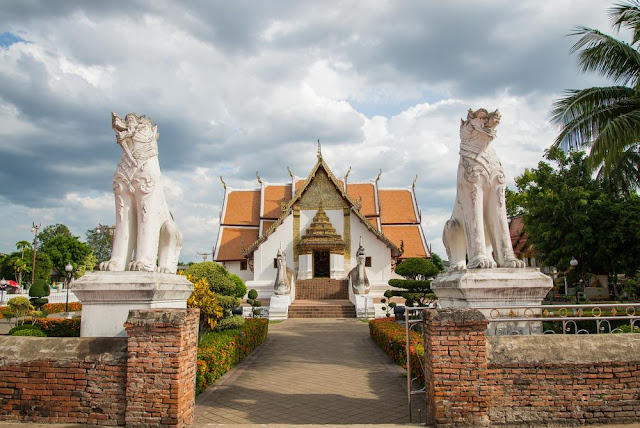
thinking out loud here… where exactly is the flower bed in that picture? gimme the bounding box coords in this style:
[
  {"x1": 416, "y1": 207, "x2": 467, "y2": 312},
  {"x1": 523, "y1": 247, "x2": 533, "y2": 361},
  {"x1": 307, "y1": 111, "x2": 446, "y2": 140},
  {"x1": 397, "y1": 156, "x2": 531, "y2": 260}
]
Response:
[
  {"x1": 196, "y1": 318, "x2": 268, "y2": 395},
  {"x1": 369, "y1": 317, "x2": 424, "y2": 385},
  {"x1": 0, "y1": 302, "x2": 82, "y2": 319},
  {"x1": 35, "y1": 318, "x2": 81, "y2": 337}
]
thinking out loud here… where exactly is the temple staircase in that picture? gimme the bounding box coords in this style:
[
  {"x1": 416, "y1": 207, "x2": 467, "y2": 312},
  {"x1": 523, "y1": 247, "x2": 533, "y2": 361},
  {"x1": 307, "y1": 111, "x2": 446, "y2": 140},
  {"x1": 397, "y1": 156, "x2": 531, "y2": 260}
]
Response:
[{"x1": 288, "y1": 279, "x2": 355, "y2": 318}]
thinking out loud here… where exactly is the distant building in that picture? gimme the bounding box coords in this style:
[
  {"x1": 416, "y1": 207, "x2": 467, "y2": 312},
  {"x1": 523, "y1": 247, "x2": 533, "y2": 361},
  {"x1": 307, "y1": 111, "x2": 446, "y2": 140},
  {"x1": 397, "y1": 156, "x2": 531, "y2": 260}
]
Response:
[{"x1": 213, "y1": 148, "x2": 430, "y2": 300}]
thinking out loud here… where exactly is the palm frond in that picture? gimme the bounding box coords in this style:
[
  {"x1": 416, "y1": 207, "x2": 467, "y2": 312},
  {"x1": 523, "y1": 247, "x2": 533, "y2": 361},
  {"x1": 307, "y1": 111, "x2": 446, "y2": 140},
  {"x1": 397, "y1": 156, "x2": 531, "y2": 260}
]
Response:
[
  {"x1": 596, "y1": 143, "x2": 640, "y2": 194},
  {"x1": 589, "y1": 98, "x2": 640, "y2": 167},
  {"x1": 610, "y1": 0, "x2": 640, "y2": 45},
  {"x1": 569, "y1": 26, "x2": 640, "y2": 86},
  {"x1": 550, "y1": 86, "x2": 636, "y2": 150}
]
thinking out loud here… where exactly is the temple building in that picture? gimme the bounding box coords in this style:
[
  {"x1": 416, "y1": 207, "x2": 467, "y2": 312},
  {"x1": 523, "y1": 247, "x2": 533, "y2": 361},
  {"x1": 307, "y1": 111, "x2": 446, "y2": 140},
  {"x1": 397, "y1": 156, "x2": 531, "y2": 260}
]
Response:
[{"x1": 213, "y1": 146, "x2": 430, "y2": 317}]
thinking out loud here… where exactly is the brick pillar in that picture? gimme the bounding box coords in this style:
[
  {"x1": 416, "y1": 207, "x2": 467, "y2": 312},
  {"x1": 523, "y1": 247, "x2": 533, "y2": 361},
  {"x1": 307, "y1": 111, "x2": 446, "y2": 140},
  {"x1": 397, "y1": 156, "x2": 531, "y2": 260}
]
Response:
[
  {"x1": 423, "y1": 308, "x2": 489, "y2": 427},
  {"x1": 124, "y1": 308, "x2": 199, "y2": 427}
]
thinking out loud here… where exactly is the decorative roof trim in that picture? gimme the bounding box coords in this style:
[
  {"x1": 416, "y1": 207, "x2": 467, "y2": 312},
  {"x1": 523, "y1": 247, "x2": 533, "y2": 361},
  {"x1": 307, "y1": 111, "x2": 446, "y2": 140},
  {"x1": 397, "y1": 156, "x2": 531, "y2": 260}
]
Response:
[{"x1": 242, "y1": 157, "x2": 402, "y2": 257}]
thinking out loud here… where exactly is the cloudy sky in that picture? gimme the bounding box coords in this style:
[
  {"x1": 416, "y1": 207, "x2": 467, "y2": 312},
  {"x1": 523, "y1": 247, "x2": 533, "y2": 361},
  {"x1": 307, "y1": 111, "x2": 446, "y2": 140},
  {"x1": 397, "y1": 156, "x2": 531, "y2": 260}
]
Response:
[{"x1": 0, "y1": 1, "x2": 617, "y2": 261}]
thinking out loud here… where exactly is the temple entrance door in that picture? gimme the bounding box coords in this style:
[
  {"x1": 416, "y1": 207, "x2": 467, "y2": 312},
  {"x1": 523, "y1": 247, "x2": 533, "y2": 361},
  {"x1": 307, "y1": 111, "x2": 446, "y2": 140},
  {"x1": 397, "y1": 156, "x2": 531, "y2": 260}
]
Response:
[{"x1": 313, "y1": 250, "x2": 330, "y2": 278}]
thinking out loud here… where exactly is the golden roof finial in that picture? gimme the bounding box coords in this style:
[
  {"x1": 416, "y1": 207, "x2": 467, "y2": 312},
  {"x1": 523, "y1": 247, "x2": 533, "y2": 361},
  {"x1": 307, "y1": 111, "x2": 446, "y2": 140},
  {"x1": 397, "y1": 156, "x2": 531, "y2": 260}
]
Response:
[
  {"x1": 256, "y1": 171, "x2": 263, "y2": 185},
  {"x1": 317, "y1": 139, "x2": 322, "y2": 160},
  {"x1": 220, "y1": 176, "x2": 227, "y2": 190},
  {"x1": 412, "y1": 174, "x2": 418, "y2": 190},
  {"x1": 287, "y1": 166, "x2": 294, "y2": 180},
  {"x1": 375, "y1": 168, "x2": 382, "y2": 183},
  {"x1": 345, "y1": 166, "x2": 351, "y2": 181}
]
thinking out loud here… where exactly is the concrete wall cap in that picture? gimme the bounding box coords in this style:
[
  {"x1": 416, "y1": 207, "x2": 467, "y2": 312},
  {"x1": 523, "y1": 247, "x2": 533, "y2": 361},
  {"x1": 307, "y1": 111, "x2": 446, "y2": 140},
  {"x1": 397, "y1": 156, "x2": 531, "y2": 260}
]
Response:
[
  {"x1": 424, "y1": 307, "x2": 488, "y2": 324},
  {"x1": 125, "y1": 308, "x2": 198, "y2": 327},
  {"x1": 0, "y1": 336, "x2": 128, "y2": 365}
]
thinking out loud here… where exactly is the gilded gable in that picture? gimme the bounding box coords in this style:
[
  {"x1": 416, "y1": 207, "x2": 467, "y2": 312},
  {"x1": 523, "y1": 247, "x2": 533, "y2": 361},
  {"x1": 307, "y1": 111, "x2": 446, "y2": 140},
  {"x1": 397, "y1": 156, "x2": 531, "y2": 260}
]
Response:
[{"x1": 295, "y1": 169, "x2": 349, "y2": 210}]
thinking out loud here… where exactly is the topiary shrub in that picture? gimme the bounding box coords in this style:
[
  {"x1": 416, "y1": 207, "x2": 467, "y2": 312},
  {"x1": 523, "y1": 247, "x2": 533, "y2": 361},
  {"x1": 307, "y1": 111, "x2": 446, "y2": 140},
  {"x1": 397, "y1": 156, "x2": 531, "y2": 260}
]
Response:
[
  {"x1": 230, "y1": 274, "x2": 247, "y2": 298},
  {"x1": 246, "y1": 289, "x2": 262, "y2": 317},
  {"x1": 11, "y1": 329, "x2": 46, "y2": 337},
  {"x1": 8, "y1": 297, "x2": 34, "y2": 325},
  {"x1": 28, "y1": 279, "x2": 50, "y2": 310},
  {"x1": 185, "y1": 262, "x2": 236, "y2": 296},
  {"x1": 217, "y1": 295, "x2": 241, "y2": 317},
  {"x1": 8, "y1": 324, "x2": 42, "y2": 335},
  {"x1": 214, "y1": 315, "x2": 245, "y2": 331}
]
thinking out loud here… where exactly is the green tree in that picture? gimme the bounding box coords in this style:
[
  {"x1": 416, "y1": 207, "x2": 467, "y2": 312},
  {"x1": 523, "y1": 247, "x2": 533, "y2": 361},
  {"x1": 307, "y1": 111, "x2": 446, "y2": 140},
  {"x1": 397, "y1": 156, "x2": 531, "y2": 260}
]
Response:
[
  {"x1": 429, "y1": 253, "x2": 446, "y2": 273},
  {"x1": 42, "y1": 235, "x2": 92, "y2": 279},
  {"x1": 85, "y1": 225, "x2": 113, "y2": 263},
  {"x1": 185, "y1": 262, "x2": 237, "y2": 296},
  {"x1": 37, "y1": 224, "x2": 72, "y2": 250},
  {"x1": 514, "y1": 147, "x2": 640, "y2": 281},
  {"x1": 0, "y1": 251, "x2": 51, "y2": 285},
  {"x1": 230, "y1": 274, "x2": 247, "y2": 298},
  {"x1": 551, "y1": 1, "x2": 640, "y2": 191},
  {"x1": 388, "y1": 258, "x2": 439, "y2": 306}
]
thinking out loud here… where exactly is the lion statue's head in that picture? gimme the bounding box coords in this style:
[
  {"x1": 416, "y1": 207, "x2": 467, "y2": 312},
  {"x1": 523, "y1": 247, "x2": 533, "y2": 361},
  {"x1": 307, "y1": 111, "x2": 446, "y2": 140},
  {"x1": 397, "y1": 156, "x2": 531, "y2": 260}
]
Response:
[{"x1": 459, "y1": 108, "x2": 501, "y2": 145}]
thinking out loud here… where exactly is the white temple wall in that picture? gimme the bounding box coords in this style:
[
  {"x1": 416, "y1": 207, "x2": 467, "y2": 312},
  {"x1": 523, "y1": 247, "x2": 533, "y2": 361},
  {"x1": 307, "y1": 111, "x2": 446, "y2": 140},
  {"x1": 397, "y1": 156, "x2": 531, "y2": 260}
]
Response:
[
  {"x1": 223, "y1": 261, "x2": 253, "y2": 283},
  {"x1": 252, "y1": 216, "x2": 294, "y2": 283},
  {"x1": 349, "y1": 217, "x2": 392, "y2": 283}
]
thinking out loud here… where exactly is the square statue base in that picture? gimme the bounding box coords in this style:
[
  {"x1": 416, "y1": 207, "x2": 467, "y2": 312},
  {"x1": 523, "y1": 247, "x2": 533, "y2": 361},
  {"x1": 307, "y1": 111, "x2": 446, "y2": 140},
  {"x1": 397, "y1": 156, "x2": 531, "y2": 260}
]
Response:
[
  {"x1": 269, "y1": 295, "x2": 293, "y2": 320},
  {"x1": 71, "y1": 271, "x2": 194, "y2": 337},
  {"x1": 431, "y1": 268, "x2": 553, "y2": 334}
]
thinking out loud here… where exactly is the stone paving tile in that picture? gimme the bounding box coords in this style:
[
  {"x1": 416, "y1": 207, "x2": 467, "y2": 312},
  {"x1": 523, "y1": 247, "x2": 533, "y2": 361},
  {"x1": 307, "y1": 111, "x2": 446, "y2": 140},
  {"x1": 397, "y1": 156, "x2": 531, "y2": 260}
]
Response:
[{"x1": 194, "y1": 318, "x2": 424, "y2": 425}]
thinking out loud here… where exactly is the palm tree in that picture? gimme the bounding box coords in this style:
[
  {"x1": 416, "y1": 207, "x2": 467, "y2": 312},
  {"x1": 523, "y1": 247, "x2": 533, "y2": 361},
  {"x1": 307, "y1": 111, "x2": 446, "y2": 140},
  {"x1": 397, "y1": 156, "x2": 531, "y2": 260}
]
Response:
[{"x1": 550, "y1": 0, "x2": 640, "y2": 192}]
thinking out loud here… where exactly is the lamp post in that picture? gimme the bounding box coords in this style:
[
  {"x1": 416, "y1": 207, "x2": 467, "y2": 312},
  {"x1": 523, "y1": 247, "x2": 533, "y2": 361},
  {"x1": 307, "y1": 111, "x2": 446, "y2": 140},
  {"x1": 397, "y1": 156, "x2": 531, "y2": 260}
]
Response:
[
  {"x1": 64, "y1": 263, "x2": 73, "y2": 313},
  {"x1": 570, "y1": 257, "x2": 579, "y2": 303},
  {"x1": 0, "y1": 278, "x2": 6, "y2": 305},
  {"x1": 30, "y1": 223, "x2": 40, "y2": 290}
]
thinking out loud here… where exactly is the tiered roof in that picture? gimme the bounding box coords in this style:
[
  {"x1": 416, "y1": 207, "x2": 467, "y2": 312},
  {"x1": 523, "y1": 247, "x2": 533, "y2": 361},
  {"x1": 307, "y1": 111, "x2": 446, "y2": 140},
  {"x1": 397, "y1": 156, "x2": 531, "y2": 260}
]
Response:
[{"x1": 214, "y1": 151, "x2": 430, "y2": 262}]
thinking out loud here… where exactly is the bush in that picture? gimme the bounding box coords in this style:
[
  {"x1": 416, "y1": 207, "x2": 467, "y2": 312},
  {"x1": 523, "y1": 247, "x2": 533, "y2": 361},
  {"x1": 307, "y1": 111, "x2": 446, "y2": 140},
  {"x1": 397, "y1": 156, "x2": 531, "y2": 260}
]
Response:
[
  {"x1": 29, "y1": 279, "x2": 50, "y2": 298},
  {"x1": 35, "y1": 318, "x2": 81, "y2": 337},
  {"x1": 185, "y1": 262, "x2": 236, "y2": 296},
  {"x1": 8, "y1": 324, "x2": 42, "y2": 335},
  {"x1": 217, "y1": 295, "x2": 241, "y2": 316},
  {"x1": 196, "y1": 318, "x2": 268, "y2": 395},
  {"x1": 43, "y1": 302, "x2": 82, "y2": 313},
  {"x1": 8, "y1": 297, "x2": 34, "y2": 322},
  {"x1": 369, "y1": 317, "x2": 424, "y2": 385},
  {"x1": 186, "y1": 276, "x2": 224, "y2": 330},
  {"x1": 11, "y1": 329, "x2": 46, "y2": 337},
  {"x1": 214, "y1": 315, "x2": 245, "y2": 331},
  {"x1": 230, "y1": 274, "x2": 247, "y2": 298}
]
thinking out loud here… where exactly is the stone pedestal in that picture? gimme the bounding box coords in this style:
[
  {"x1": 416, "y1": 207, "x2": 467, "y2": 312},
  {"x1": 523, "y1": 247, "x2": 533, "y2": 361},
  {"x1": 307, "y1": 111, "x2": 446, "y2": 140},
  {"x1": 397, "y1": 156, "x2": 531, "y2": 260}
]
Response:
[
  {"x1": 71, "y1": 271, "x2": 194, "y2": 337},
  {"x1": 431, "y1": 268, "x2": 552, "y2": 334},
  {"x1": 269, "y1": 294, "x2": 293, "y2": 320}
]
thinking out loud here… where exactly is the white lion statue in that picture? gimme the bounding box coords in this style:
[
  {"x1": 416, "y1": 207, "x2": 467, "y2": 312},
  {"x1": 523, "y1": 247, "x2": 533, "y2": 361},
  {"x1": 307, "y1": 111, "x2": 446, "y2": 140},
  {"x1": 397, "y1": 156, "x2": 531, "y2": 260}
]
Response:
[
  {"x1": 99, "y1": 112, "x2": 182, "y2": 274},
  {"x1": 442, "y1": 108, "x2": 525, "y2": 271}
]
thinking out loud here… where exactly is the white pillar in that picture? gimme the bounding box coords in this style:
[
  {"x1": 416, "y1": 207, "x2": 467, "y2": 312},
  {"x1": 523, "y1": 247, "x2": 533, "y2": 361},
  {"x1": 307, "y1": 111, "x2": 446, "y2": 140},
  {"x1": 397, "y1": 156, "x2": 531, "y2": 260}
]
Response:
[
  {"x1": 297, "y1": 254, "x2": 313, "y2": 280},
  {"x1": 330, "y1": 253, "x2": 344, "y2": 279}
]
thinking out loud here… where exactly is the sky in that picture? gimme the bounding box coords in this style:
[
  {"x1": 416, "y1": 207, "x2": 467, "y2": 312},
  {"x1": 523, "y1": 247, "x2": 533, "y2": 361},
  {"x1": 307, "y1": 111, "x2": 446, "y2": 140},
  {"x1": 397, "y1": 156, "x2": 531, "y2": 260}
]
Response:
[{"x1": 0, "y1": 0, "x2": 618, "y2": 262}]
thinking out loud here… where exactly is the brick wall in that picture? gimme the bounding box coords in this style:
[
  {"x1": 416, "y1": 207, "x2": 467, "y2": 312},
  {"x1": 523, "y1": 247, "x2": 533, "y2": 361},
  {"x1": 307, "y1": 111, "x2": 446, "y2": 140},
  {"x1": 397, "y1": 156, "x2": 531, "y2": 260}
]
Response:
[
  {"x1": 0, "y1": 308, "x2": 199, "y2": 427},
  {"x1": 0, "y1": 336, "x2": 128, "y2": 425},
  {"x1": 422, "y1": 308, "x2": 640, "y2": 427}
]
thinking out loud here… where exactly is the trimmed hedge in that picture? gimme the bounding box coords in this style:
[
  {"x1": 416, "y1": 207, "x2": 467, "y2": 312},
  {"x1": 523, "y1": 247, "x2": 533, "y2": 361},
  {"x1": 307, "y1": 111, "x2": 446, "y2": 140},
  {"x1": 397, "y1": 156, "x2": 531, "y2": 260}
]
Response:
[
  {"x1": 35, "y1": 318, "x2": 81, "y2": 337},
  {"x1": 12, "y1": 329, "x2": 46, "y2": 337},
  {"x1": 369, "y1": 317, "x2": 424, "y2": 385},
  {"x1": 196, "y1": 318, "x2": 268, "y2": 395},
  {"x1": 8, "y1": 324, "x2": 42, "y2": 335}
]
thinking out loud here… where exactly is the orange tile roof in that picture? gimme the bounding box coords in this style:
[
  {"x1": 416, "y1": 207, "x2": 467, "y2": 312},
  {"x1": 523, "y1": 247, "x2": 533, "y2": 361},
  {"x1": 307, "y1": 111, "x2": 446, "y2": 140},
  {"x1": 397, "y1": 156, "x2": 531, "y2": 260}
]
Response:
[
  {"x1": 223, "y1": 190, "x2": 260, "y2": 226},
  {"x1": 381, "y1": 225, "x2": 428, "y2": 259},
  {"x1": 379, "y1": 189, "x2": 417, "y2": 224},
  {"x1": 294, "y1": 179, "x2": 304, "y2": 192},
  {"x1": 509, "y1": 216, "x2": 530, "y2": 257},
  {"x1": 347, "y1": 183, "x2": 377, "y2": 217},
  {"x1": 366, "y1": 216, "x2": 380, "y2": 231},
  {"x1": 216, "y1": 227, "x2": 259, "y2": 261},
  {"x1": 263, "y1": 185, "x2": 292, "y2": 219}
]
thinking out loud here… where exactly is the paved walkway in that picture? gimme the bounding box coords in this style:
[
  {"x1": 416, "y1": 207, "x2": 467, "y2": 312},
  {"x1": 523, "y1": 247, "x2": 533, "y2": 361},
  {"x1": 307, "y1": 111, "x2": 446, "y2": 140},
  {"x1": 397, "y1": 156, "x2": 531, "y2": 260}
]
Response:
[{"x1": 194, "y1": 318, "x2": 423, "y2": 425}]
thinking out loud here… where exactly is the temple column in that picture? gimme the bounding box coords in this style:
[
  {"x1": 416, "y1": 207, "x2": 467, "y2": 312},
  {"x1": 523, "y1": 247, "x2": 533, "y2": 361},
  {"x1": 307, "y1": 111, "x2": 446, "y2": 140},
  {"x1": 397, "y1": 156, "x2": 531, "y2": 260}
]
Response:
[{"x1": 298, "y1": 253, "x2": 313, "y2": 280}]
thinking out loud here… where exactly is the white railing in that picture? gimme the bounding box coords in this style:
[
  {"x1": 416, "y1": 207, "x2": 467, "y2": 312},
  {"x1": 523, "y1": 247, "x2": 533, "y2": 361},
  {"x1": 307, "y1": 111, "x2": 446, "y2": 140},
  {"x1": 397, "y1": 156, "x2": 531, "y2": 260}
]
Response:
[{"x1": 1, "y1": 290, "x2": 79, "y2": 306}]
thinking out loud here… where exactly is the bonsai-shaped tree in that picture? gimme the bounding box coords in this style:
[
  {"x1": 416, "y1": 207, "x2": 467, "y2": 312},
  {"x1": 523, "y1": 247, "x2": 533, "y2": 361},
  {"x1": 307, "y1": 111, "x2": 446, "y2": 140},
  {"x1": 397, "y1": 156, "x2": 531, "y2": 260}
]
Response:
[
  {"x1": 8, "y1": 296, "x2": 34, "y2": 327},
  {"x1": 388, "y1": 258, "x2": 440, "y2": 307},
  {"x1": 29, "y1": 279, "x2": 50, "y2": 310},
  {"x1": 246, "y1": 289, "x2": 262, "y2": 317},
  {"x1": 186, "y1": 276, "x2": 224, "y2": 331},
  {"x1": 380, "y1": 289, "x2": 396, "y2": 317}
]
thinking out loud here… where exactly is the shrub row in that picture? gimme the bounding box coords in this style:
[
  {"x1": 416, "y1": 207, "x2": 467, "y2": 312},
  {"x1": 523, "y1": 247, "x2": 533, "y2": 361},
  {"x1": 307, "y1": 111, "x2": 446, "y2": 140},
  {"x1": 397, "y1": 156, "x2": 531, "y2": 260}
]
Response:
[
  {"x1": 0, "y1": 302, "x2": 82, "y2": 319},
  {"x1": 36, "y1": 318, "x2": 81, "y2": 337},
  {"x1": 196, "y1": 318, "x2": 268, "y2": 395},
  {"x1": 369, "y1": 317, "x2": 424, "y2": 385}
]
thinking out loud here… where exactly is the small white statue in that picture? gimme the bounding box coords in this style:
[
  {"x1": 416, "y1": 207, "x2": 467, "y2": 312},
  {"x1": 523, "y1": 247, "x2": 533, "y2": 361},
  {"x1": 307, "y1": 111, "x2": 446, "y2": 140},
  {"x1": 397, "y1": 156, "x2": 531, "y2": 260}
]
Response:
[
  {"x1": 442, "y1": 108, "x2": 525, "y2": 271},
  {"x1": 349, "y1": 238, "x2": 369, "y2": 294},
  {"x1": 274, "y1": 244, "x2": 294, "y2": 295},
  {"x1": 100, "y1": 112, "x2": 182, "y2": 273}
]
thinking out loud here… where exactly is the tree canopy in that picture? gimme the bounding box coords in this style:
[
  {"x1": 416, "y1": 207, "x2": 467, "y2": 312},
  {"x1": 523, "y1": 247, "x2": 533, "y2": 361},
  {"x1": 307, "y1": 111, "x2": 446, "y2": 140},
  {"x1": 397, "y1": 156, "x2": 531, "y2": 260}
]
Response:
[
  {"x1": 85, "y1": 225, "x2": 113, "y2": 263},
  {"x1": 42, "y1": 235, "x2": 93, "y2": 279},
  {"x1": 37, "y1": 224, "x2": 72, "y2": 250},
  {"x1": 512, "y1": 146, "x2": 640, "y2": 277},
  {"x1": 388, "y1": 257, "x2": 439, "y2": 306},
  {"x1": 551, "y1": 0, "x2": 640, "y2": 192}
]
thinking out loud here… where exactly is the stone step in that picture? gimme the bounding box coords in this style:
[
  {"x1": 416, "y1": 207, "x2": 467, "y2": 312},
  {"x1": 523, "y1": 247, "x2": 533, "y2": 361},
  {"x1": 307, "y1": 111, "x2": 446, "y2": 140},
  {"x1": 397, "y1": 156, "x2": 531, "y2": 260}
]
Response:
[{"x1": 288, "y1": 299, "x2": 356, "y2": 318}]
